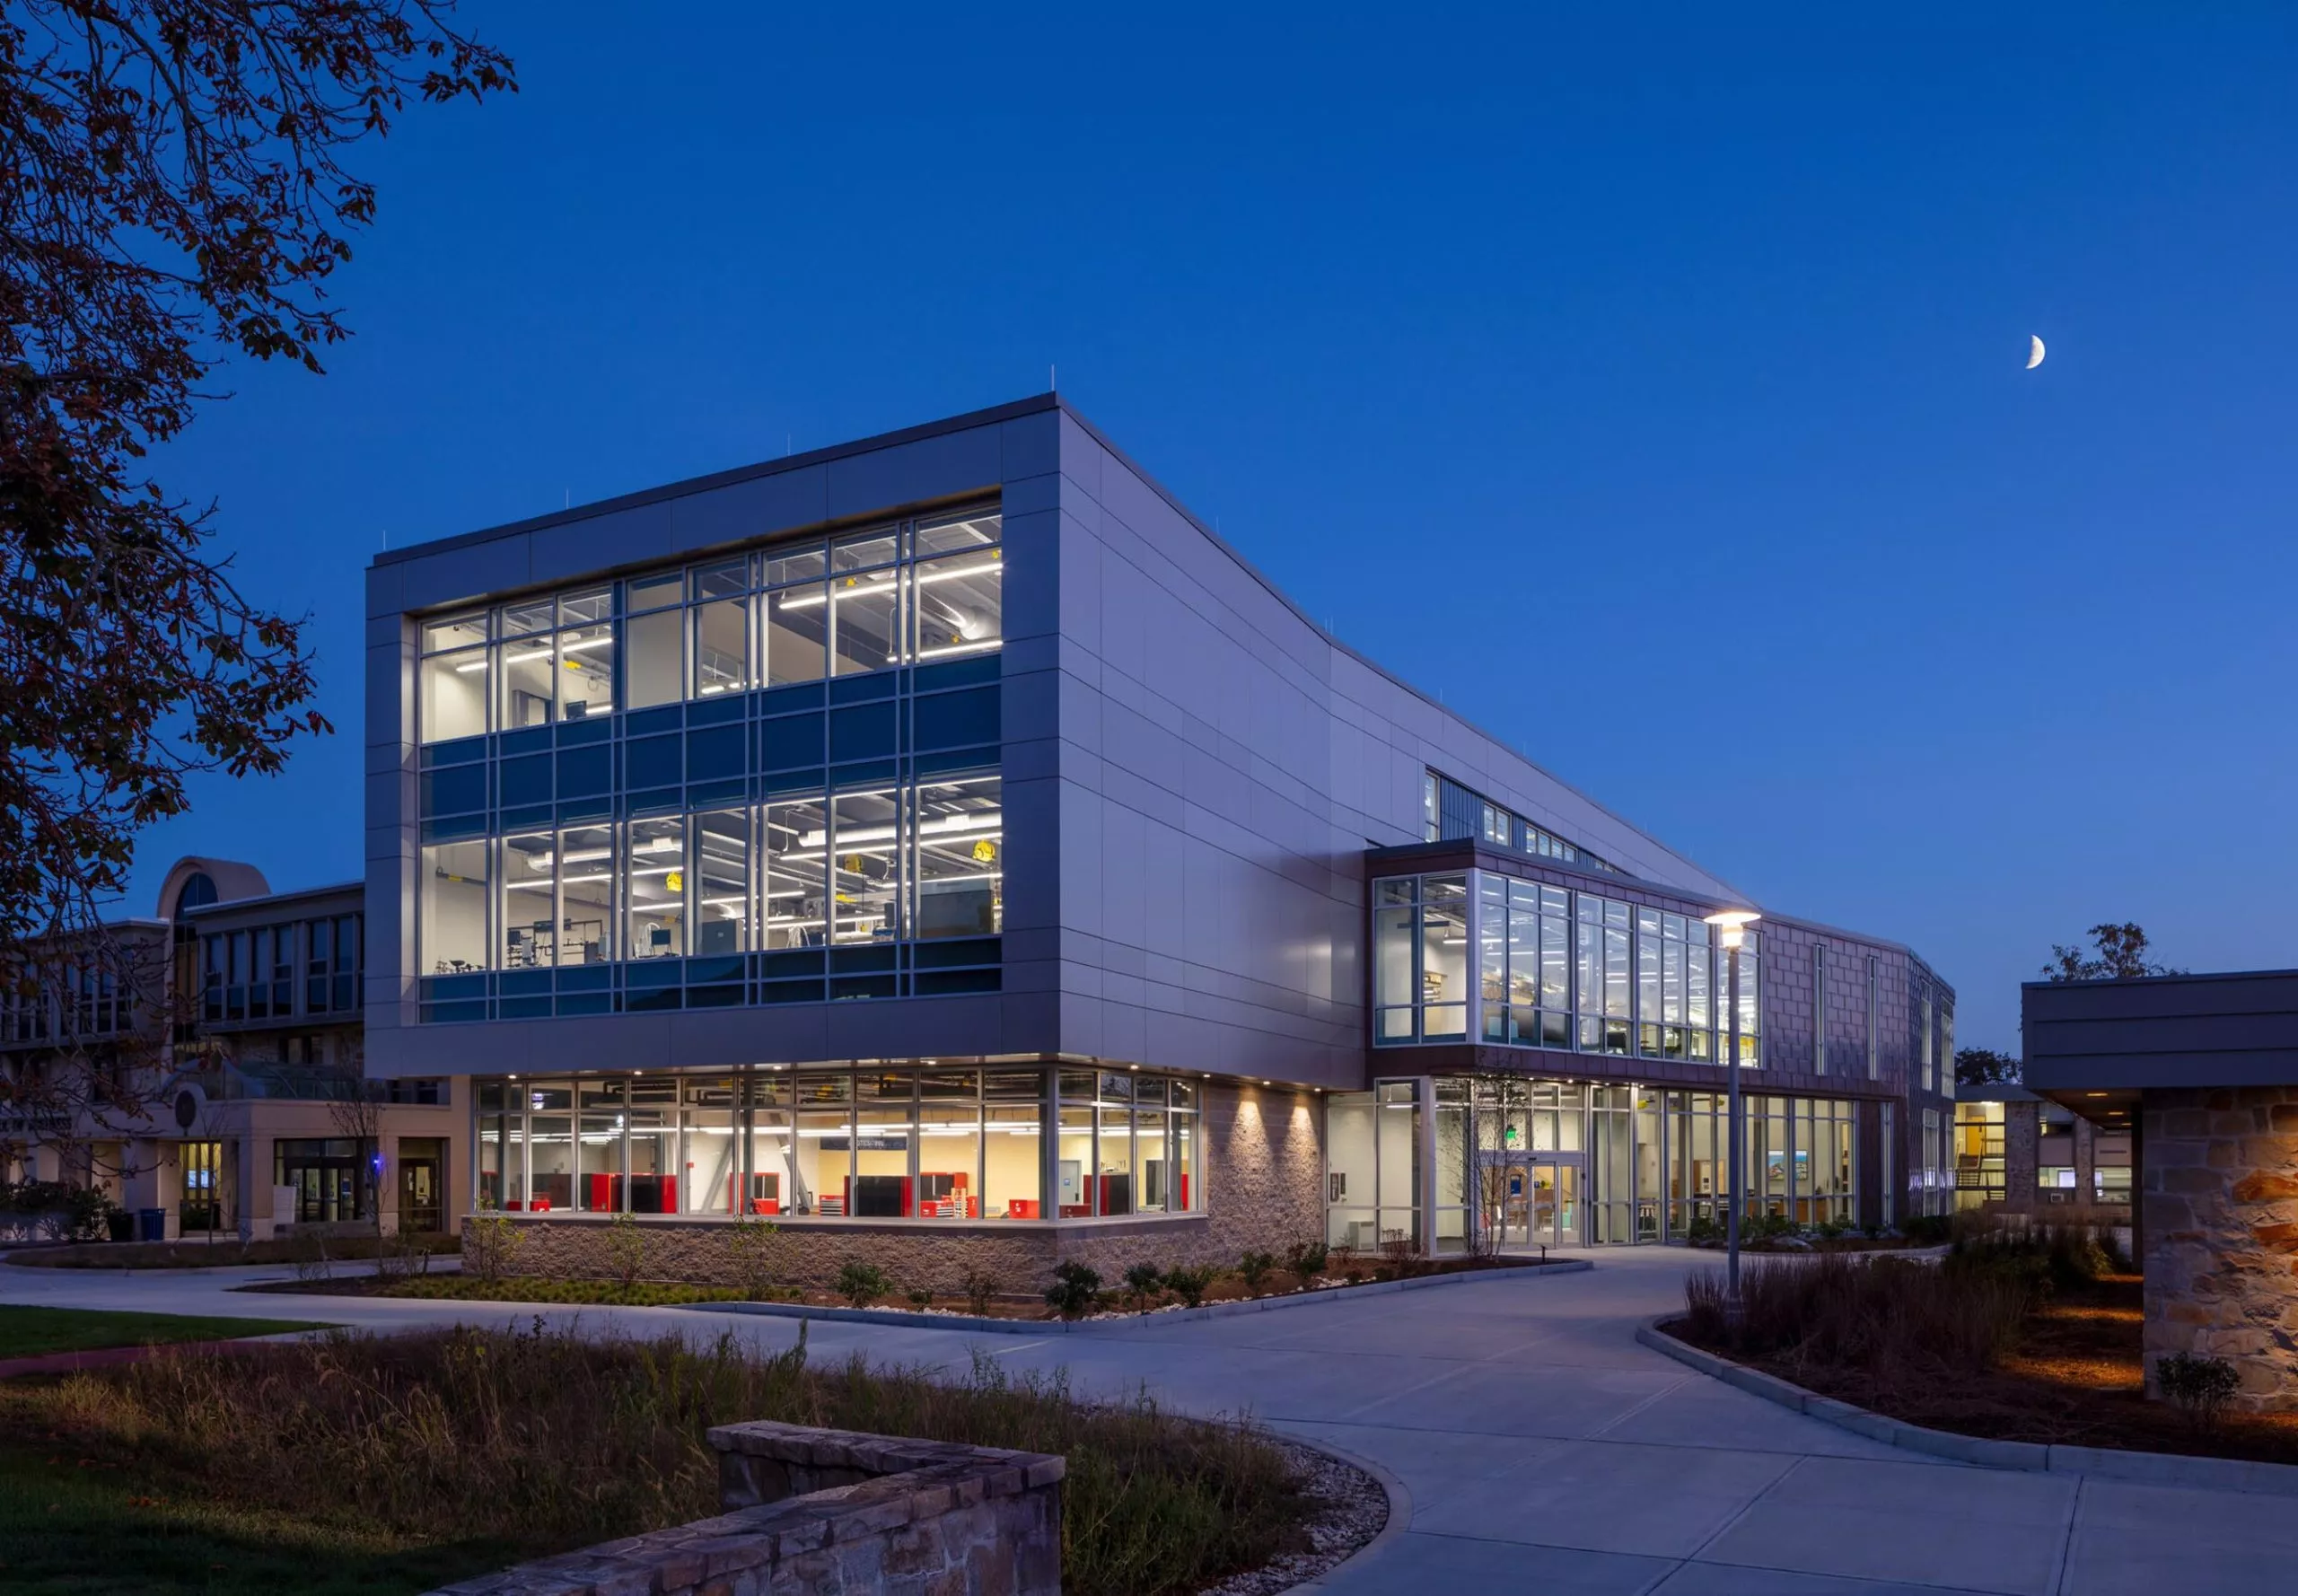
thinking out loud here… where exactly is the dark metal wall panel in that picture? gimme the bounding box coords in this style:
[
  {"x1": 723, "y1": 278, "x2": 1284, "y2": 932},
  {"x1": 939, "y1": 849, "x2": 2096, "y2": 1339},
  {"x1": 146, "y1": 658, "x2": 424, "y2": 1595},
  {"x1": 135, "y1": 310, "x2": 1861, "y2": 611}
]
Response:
[{"x1": 2022, "y1": 970, "x2": 2298, "y2": 1090}]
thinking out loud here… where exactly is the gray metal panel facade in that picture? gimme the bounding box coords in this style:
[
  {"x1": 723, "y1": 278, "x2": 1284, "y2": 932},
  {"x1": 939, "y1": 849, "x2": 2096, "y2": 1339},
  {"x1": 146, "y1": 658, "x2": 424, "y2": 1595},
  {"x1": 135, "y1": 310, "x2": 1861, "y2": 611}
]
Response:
[
  {"x1": 364, "y1": 394, "x2": 1946, "y2": 1094},
  {"x1": 2023, "y1": 970, "x2": 2298, "y2": 1091},
  {"x1": 1044, "y1": 415, "x2": 1755, "y2": 1091}
]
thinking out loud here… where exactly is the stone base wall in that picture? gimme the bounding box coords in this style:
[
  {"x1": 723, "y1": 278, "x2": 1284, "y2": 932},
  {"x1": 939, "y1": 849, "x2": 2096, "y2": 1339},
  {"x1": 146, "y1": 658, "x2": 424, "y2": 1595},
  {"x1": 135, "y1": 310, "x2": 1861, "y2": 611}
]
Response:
[
  {"x1": 470, "y1": 1082, "x2": 1328, "y2": 1295},
  {"x1": 434, "y1": 1421, "x2": 1062, "y2": 1596},
  {"x1": 2140, "y1": 1085, "x2": 2298, "y2": 1413}
]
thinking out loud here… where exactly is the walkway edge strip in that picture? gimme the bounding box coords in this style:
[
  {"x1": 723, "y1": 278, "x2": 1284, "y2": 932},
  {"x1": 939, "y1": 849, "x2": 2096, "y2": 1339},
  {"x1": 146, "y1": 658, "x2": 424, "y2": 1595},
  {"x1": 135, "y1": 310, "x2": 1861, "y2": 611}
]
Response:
[
  {"x1": 1267, "y1": 1429, "x2": 1414, "y2": 1594},
  {"x1": 683, "y1": 1259, "x2": 1595, "y2": 1337},
  {"x1": 1636, "y1": 1315, "x2": 2298, "y2": 1497}
]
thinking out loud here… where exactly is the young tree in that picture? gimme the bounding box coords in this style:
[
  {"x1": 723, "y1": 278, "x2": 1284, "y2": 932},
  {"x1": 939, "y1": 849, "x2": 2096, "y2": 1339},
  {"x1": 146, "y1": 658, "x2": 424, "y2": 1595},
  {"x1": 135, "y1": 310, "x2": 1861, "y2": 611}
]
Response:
[
  {"x1": 1954, "y1": 1047, "x2": 2021, "y2": 1089},
  {"x1": 0, "y1": 4, "x2": 513, "y2": 1173},
  {"x1": 2042, "y1": 923, "x2": 2178, "y2": 983}
]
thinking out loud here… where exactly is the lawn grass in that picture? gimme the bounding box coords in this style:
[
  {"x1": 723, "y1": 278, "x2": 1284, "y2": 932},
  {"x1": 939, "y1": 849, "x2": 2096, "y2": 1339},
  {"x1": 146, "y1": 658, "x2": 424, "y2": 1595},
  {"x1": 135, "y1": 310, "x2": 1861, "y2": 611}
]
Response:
[
  {"x1": 0, "y1": 1306, "x2": 329, "y2": 1359},
  {"x1": 2, "y1": 1321, "x2": 1316, "y2": 1595},
  {"x1": 0, "y1": 1430, "x2": 512, "y2": 1595}
]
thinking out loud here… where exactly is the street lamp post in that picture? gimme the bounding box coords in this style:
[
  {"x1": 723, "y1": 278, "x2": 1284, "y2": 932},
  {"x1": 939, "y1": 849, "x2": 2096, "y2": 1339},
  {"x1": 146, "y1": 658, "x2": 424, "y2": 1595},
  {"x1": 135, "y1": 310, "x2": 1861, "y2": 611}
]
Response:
[{"x1": 1704, "y1": 909, "x2": 1760, "y2": 1330}]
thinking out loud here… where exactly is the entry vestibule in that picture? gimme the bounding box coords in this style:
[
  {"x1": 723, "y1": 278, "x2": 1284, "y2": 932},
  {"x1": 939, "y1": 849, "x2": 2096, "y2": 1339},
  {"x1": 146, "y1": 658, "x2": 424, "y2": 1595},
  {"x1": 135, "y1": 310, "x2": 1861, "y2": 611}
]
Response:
[{"x1": 1328, "y1": 1075, "x2": 1864, "y2": 1252}]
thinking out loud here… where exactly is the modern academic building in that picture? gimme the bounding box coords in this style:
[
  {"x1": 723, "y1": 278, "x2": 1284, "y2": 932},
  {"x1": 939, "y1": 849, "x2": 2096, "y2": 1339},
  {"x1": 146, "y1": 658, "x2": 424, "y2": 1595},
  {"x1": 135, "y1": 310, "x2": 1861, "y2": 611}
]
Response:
[{"x1": 364, "y1": 396, "x2": 1957, "y2": 1289}]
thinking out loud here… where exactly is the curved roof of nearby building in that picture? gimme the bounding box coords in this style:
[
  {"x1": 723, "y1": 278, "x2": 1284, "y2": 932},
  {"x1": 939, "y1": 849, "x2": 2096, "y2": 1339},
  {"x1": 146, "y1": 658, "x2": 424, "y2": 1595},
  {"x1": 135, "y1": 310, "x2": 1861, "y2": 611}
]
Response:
[{"x1": 154, "y1": 856, "x2": 271, "y2": 921}]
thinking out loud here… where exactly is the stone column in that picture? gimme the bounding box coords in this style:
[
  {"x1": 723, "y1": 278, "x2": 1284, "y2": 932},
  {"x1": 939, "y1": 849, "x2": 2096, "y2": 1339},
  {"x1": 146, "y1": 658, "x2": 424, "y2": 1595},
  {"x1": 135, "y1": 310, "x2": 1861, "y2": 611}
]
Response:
[
  {"x1": 239, "y1": 1133, "x2": 278, "y2": 1241},
  {"x1": 2074, "y1": 1116, "x2": 2097, "y2": 1212},
  {"x1": 2004, "y1": 1101, "x2": 2039, "y2": 1217},
  {"x1": 2140, "y1": 1086, "x2": 2298, "y2": 1413}
]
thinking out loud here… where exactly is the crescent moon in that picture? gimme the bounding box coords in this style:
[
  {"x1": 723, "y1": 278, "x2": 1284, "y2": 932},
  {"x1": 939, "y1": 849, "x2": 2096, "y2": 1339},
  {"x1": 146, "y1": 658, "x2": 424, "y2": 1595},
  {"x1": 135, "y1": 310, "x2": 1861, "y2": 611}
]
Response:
[{"x1": 2026, "y1": 335, "x2": 2046, "y2": 370}]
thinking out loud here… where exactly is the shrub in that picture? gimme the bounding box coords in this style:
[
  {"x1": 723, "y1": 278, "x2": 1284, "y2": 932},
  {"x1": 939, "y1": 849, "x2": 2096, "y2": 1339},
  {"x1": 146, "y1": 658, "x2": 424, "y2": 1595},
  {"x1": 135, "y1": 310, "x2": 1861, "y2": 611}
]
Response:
[
  {"x1": 1685, "y1": 1215, "x2": 1723, "y2": 1245},
  {"x1": 2156, "y1": 1352, "x2": 2241, "y2": 1433},
  {"x1": 1815, "y1": 1216, "x2": 1850, "y2": 1241},
  {"x1": 1284, "y1": 1239, "x2": 1329, "y2": 1287},
  {"x1": 1162, "y1": 1264, "x2": 1219, "y2": 1308},
  {"x1": 1899, "y1": 1213, "x2": 1953, "y2": 1246},
  {"x1": 1044, "y1": 1261, "x2": 1101, "y2": 1320},
  {"x1": 290, "y1": 1229, "x2": 332, "y2": 1283},
  {"x1": 1684, "y1": 1252, "x2": 2033, "y2": 1379},
  {"x1": 1378, "y1": 1235, "x2": 1420, "y2": 1277},
  {"x1": 836, "y1": 1262, "x2": 891, "y2": 1309},
  {"x1": 464, "y1": 1214, "x2": 524, "y2": 1285},
  {"x1": 960, "y1": 1267, "x2": 1001, "y2": 1316},
  {"x1": 727, "y1": 1216, "x2": 778, "y2": 1300},
  {"x1": 1122, "y1": 1262, "x2": 1166, "y2": 1312},
  {"x1": 1236, "y1": 1250, "x2": 1276, "y2": 1293},
  {"x1": 1947, "y1": 1221, "x2": 2110, "y2": 1294},
  {"x1": 604, "y1": 1214, "x2": 649, "y2": 1289},
  {"x1": 907, "y1": 1288, "x2": 934, "y2": 1311}
]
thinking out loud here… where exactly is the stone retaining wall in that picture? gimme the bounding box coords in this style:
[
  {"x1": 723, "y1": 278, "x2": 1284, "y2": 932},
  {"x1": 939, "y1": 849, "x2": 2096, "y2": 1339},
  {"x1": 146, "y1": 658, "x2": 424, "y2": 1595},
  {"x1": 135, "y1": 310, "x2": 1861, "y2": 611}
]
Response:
[
  {"x1": 431, "y1": 1421, "x2": 1063, "y2": 1596},
  {"x1": 2141, "y1": 1084, "x2": 2298, "y2": 1413},
  {"x1": 471, "y1": 1081, "x2": 1326, "y2": 1294}
]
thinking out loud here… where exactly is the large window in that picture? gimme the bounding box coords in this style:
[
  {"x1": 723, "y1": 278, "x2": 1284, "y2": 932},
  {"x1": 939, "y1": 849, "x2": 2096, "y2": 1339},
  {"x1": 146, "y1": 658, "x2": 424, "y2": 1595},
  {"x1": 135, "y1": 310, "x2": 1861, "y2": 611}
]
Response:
[
  {"x1": 1953, "y1": 1101, "x2": 2005, "y2": 1211},
  {"x1": 1636, "y1": 908, "x2": 1713, "y2": 1063},
  {"x1": 1380, "y1": 868, "x2": 1768, "y2": 1069},
  {"x1": 199, "y1": 914, "x2": 364, "y2": 1021},
  {"x1": 1372, "y1": 875, "x2": 1469, "y2": 1044},
  {"x1": 416, "y1": 508, "x2": 1003, "y2": 744},
  {"x1": 412, "y1": 512, "x2": 1004, "y2": 1022},
  {"x1": 1479, "y1": 877, "x2": 1570, "y2": 1049},
  {"x1": 473, "y1": 1065, "x2": 1180, "y2": 1223},
  {"x1": 1325, "y1": 1080, "x2": 1421, "y2": 1250},
  {"x1": 1576, "y1": 895, "x2": 1633, "y2": 1055}
]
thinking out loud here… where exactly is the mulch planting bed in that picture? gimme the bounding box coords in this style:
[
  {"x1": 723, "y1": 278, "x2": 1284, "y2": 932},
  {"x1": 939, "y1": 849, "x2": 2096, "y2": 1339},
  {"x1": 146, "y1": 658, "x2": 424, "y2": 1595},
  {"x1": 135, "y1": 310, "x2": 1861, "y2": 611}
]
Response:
[
  {"x1": 1674, "y1": 1273, "x2": 2298, "y2": 1467},
  {"x1": 244, "y1": 1252, "x2": 1555, "y2": 1318}
]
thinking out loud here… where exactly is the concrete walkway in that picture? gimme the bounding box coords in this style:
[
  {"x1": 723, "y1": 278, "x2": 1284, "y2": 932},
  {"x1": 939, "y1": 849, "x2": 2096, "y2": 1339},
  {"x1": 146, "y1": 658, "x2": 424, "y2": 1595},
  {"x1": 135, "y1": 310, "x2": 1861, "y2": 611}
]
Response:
[{"x1": 3, "y1": 1248, "x2": 2287, "y2": 1594}]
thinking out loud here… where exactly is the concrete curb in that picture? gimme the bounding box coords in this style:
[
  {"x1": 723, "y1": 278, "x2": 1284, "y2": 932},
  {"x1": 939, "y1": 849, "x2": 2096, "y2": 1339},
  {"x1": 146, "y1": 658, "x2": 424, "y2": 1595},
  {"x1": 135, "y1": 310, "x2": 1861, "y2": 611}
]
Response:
[
  {"x1": 1271, "y1": 1429, "x2": 1413, "y2": 1593},
  {"x1": 688, "y1": 1259, "x2": 1595, "y2": 1337},
  {"x1": 1637, "y1": 1315, "x2": 2298, "y2": 1496},
  {"x1": 4, "y1": 1254, "x2": 464, "y2": 1280}
]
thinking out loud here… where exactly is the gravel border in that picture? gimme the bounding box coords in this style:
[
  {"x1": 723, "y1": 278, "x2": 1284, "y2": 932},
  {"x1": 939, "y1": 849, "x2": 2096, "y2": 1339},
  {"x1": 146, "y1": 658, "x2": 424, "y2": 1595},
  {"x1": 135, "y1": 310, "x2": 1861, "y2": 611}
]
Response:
[
  {"x1": 1194, "y1": 1434, "x2": 1399, "y2": 1596},
  {"x1": 1638, "y1": 1314, "x2": 2298, "y2": 1497}
]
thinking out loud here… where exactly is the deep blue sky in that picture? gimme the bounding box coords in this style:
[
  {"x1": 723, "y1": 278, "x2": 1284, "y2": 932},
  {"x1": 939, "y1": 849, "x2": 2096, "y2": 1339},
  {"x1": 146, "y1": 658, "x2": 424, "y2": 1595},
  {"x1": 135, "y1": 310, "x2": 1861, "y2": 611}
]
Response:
[{"x1": 133, "y1": 5, "x2": 2298, "y2": 1050}]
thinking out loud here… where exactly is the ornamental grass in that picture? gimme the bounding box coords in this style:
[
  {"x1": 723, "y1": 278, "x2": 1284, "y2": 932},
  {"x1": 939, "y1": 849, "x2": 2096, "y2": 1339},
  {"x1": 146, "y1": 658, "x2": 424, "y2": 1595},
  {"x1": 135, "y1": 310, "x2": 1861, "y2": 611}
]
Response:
[{"x1": 20, "y1": 1320, "x2": 1311, "y2": 1595}]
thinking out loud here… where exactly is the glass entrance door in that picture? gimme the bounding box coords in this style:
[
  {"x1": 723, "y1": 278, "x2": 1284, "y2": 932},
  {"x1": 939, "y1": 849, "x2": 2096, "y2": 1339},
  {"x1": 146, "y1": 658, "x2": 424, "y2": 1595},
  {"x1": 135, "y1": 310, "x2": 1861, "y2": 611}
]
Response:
[
  {"x1": 1478, "y1": 1152, "x2": 1533, "y2": 1249},
  {"x1": 399, "y1": 1144, "x2": 444, "y2": 1233},
  {"x1": 1529, "y1": 1157, "x2": 1584, "y2": 1247}
]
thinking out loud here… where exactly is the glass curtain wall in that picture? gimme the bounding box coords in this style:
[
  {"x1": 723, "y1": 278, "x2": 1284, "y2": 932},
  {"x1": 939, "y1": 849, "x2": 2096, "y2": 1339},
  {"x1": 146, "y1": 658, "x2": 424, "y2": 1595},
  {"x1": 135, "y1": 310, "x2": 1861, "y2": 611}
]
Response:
[
  {"x1": 1324, "y1": 1080, "x2": 1424, "y2": 1252},
  {"x1": 420, "y1": 511, "x2": 1003, "y2": 747},
  {"x1": 1376, "y1": 870, "x2": 1764, "y2": 1070},
  {"x1": 423, "y1": 776, "x2": 1003, "y2": 975},
  {"x1": 413, "y1": 508, "x2": 1004, "y2": 1022},
  {"x1": 474, "y1": 1065, "x2": 1186, "y2": 1223},
  {"x1": 1374, "y1": 1082, "x2": 1865, "y2": 1248}
]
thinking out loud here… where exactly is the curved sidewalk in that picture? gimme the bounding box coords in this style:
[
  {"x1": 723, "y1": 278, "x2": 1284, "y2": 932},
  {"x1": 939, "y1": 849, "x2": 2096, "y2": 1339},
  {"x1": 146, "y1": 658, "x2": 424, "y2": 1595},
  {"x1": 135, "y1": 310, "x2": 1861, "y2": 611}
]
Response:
[{"x1": 4, "y1": 1249, "x2": 2288, "y2": 1593}]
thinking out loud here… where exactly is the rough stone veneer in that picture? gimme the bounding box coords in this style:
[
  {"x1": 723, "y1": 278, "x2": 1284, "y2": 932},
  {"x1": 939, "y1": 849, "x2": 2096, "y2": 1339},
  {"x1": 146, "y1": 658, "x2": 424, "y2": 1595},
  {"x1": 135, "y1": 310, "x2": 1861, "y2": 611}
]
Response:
[
  {"x1": 430, "y1": 1421, "x2": 1062, "y2": 1596},
  {"x1": 2141, "y1": 1085, "x2": 2298, "y2": 1413},
  {"x1": 474, "y1": 1082, "x2": 1327, "y2": 1294}
]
